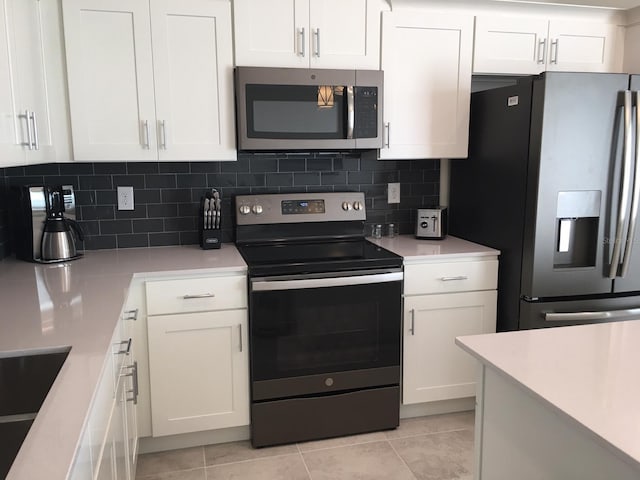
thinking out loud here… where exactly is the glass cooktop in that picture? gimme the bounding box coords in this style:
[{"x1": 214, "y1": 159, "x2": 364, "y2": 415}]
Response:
[{"x1": 236, "y1": 239, "x2": 402, "y2": 277}]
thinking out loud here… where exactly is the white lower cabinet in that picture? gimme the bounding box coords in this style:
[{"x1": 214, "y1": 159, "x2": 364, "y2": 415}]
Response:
[
  {"x1": 402, "y1": 258, "x2": 498, "y2": 405},
  {"x1": 145, "y1": 274, "x2": 249, "y2": 437},
  {"x1": 70, "y1": 311, "x2": 138, "y2": 480}
]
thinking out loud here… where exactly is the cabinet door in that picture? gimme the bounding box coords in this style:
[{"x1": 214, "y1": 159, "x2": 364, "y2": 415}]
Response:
[
  {"x1": 151, "y1": 0, "x2": 236, "y2": 161},
  {"x1": 113, "y1": 373, "x2": 130, "y2": 480},
  {"x1": 9, "y1": 0, "x2": 55, "y2": 164},
  {"x1": 62, "y1": 0, "x2": 157, "y2": 161},
  {"x1": 308, "y1": 0, "x2": 382, "y2": 69},
  {"x1": 380, "y1": 11, "x2": 473, "y2": 160},
  {"x1": 233, "y1": 0, "x2": 309, "y2": 67},
  {"x1": 403, "y1": 290, "x2": 497, "y2": 405},
  {"x1": 547, "y1": 20, "x2": 620, "y2": 73},
  {"x1": 473, "y1": 16, "x2": 549, "y2": 75},
  {"x1": 147, "y1": 309, "x2": 250, "y2": 436},
  {"x1": 0, "y1": 0, "x2": 22, "y2": 166},
  {"x1": 624, "y1": 23, "x2": 640, "y2": 73}
]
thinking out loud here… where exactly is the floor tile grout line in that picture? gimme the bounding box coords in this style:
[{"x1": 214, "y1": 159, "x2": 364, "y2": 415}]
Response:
[
  {"x1": 202, "y1": 445, "x2": 208, "y2": 480},
  {"x1": 296, "y1": 437, "x2": 390, "y2": 454},
  {"x1": 297, "y1": 445, "x2": 315, "y2": 480},
  {"x1": 386, "y1": 439, "x2": 420, "y2": 480},
  {"x1": 204, "y1": 451, "x2": 303, "y2": 468},
  {"x1": 386, "y1": 426, "x2": 474, "y2": 441}
]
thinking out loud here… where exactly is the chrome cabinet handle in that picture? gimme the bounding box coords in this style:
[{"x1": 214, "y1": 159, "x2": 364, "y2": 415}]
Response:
[
  {"x1": 384, "y1": 122, "x2": 390, "y2": 148},
  {"x1": 159, "y1": 120, "x2": 167, "y2": 149},
  {"x1": 30, "y1": 111, "x2": 39, "y2": 150},
  {"x1": 313, "y1": 28, "x2": 320, "y2": 57},
  {"x1": 620, "y1": 91, "x2": 640, "y2": 277},
  {"x1": 182, "y1": 293, "x2": 215, "y2": 299},
  {"x1": 346, "y1": 86, "x2": 355, "y2": 139},
  {"x1": 122, "y1": 361, "x2": 139, "y2": 404},
  {"x1": 610, "y1": 91, "x2": 633, "y2": 279},
  {"x1": 23, "y1": 110, "x2": 34, "y2": 150},
  {"x1": 124, "y1": 308, "x2": 138, "y2": 321},
  {"x1": 537, "y1": 38, "x2": 546, "y2": 64},
  {"x1": 142, "y1": 119, "x2": 150, "y2": 149},
  {"x1": 439, "y1": 276, "x2": 469, "y2": 281},
  {"x1": 115, "y1": 338, "x2": 132, "y2": 355},
  {"x1": 550, "y1": 39, "x2": 559, "y2": 64},
  {"x1": 409, "y1": 309, "x2": 415, "y2": 336},
  {"x1": 238, "y1": 324, "x2": 243, "y2": 352},
  {"x1": 298, "y1": 27, "x2": 305, "y2": 57}
]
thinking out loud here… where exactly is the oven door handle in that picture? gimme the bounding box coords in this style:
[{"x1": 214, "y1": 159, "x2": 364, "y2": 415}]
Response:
[{"x1": 251, "y1": 272, "x2": 403, "y2": 291}]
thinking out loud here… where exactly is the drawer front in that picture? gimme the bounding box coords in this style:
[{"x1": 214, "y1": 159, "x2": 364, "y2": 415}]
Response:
[
  {"x1": 146, "y1": 275, "x2": 247, "y2": 315},
  {"x1": 404, "y1": 259, "x2": 498, "y2": 295}
]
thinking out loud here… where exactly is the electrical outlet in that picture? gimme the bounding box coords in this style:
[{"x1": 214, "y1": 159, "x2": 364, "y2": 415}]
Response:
[
  {"x1": 388, "y1": 182, "x2": 400, "y2": 204},
  {"x1": 117, "y1": 186, "x2": 135, "y2": 211}
]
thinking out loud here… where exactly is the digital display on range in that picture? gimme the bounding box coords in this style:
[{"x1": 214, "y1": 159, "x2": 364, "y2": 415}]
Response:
[{"x1": 281, "y1": 199, "x2": 325, "y2": 215}]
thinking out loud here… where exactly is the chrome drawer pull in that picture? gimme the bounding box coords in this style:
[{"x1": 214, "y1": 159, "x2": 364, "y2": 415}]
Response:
[
  {"x1": 409, "y1": 309, "x2": 415, "y2": 336},
  {"x1": 182, "y1": 293, "x2": 215, "y2": 299},
  {"x1": 124, "y1": 308, "x2": 138, "y2": 321},
  {"x1": 439, "y1": 276, "x2": 468, "y2": 281},
  {"x1": 115, "y1": 338, "x2": 132, "y2": 355}
]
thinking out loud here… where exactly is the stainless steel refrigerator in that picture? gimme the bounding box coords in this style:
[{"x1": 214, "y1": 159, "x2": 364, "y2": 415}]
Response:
[{"x1": 450, "y1": 72, "x2": 640, "y2": 331}]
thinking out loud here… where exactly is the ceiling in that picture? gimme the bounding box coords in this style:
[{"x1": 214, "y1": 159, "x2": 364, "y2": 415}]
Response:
[{"x1": 499, "y1": 0, "x2": 640, "y2": 8}]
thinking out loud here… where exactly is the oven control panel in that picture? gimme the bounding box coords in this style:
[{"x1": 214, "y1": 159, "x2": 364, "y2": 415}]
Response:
[{"x1": 236, "y1": 192, "x2": 366, "y2": 225}]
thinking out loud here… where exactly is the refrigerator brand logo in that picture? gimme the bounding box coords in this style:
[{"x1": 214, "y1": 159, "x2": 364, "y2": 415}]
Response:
[{"x1": 507, "y1": 96, "x2": 519, "y2": 107}]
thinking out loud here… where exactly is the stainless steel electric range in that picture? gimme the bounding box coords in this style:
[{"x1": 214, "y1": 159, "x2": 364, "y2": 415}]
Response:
[{"x1": 234, "y1": 192, "x2": 403, "y2": 447}]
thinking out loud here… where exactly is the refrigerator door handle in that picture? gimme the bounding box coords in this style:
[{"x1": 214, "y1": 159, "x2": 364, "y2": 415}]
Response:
[
  {"x1": 544, "y1": 307, "x2": 640, "y2": 322},
  {"x1": 620, "y1": 91, "x2": 640, "y2": 277},
  {"x1": 609, "y1": 90, "x2": 634, "y2": 279}
]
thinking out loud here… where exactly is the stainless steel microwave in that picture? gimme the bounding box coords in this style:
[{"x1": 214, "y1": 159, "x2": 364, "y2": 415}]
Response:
[{"x1": 235, "y1": 67, "x2": 383, "y2": 150}]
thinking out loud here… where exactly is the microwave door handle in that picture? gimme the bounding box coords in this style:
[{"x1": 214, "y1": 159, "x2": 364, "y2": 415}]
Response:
[
  {"x1": 609, "y1": 91, "x2": 633, "y2": 279},
  {"x1": 620, "y1": 90, "x2": 640, "y2": 277},
  {"x1": 346, "y1": 86, "x2": 355, "y2": 139}
]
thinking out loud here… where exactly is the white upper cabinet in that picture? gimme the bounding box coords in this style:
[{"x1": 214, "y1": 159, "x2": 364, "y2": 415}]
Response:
[
  {"x1": 151, "y1": 0, "x2": 236, "y2": 161},
  {"x1": 62, "y1": 0, "x2": 236, "y2": 161},
  {"x1": 474, "y1": 15, "x2": 622, "y2": 75},
  {"x1": 0, "y1": 0, "x2": 64, "y2": 167},
  {"x1": 380, "y1": 10, "x2": 473, "y2": 160},
  {"x1": 233, "y1": 0, "x2": 384, "y2": 69}
]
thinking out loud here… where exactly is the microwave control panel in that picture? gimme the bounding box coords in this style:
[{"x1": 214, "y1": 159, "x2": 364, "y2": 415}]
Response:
[{"x1": 353, "y1": 87, "x2": 378, "y2": 139}]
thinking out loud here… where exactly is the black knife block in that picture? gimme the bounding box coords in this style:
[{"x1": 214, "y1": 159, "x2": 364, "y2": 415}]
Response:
[{"x1": 200, "y1": 229, "x2": 222, "y2": 249}]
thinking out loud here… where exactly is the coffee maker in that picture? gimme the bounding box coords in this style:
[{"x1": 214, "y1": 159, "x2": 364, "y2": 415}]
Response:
[{"x1": 10, "y1": 185, "x2": 83, "y2": 263}]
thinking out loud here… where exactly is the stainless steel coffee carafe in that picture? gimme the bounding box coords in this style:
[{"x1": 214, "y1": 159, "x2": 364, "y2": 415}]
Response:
[{"x1": 40, "y1": 187, "x2": 84, "y2": 263}]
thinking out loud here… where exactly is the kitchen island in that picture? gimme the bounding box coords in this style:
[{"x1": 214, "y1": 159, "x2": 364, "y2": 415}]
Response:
[{"x1": 456, "y1": 321, "x2": 640, "y2": 480}]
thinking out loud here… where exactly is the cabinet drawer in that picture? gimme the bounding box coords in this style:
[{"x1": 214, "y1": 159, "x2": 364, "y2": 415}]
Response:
[
  {"x1": 146, "y1": 275, "x2": 247, "y2": 315},
  {"x1": 404, "y1": 259, "x2": 498, "y2": 295}
]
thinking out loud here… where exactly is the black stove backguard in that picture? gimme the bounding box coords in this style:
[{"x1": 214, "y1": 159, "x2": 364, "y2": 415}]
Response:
[{"x1": 234, "y1": 192, "x2": 403, "y2": 447}]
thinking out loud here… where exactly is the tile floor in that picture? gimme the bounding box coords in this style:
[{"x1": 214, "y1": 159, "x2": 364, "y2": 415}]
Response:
[{"x1": 135, "y1": 411, "x2": 474, "y2": 480}]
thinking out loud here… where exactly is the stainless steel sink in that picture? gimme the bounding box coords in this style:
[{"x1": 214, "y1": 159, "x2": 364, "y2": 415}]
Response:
[{"x1": 0, "y1": 348, "x2": 69, "y2": 478}]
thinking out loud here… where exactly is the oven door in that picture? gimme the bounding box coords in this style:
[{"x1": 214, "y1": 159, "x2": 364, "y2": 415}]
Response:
[{"x1": 249, "y1": 270, "x2": 402, "y2": 400}]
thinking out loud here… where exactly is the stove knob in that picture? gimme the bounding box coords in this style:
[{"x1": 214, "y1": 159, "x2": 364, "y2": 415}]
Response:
[
  {"x1": 342, "y1": 201, "x2": 352, "y2": 211},
  {"x1": 252, "y1": 204, "x2": 263, "y2": 215},
  {"x1": 239, "y1": 205, "x2": 251, "y2": 215},
  {"x1": 421, "y1": 221, "x2": 428, "y2": 229},
  {"x1": 353, "y1": 201, "x2": 363, "y2": 211}
]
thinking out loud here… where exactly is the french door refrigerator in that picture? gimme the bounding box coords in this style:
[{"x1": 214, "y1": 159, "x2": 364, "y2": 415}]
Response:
[{"x1": 450, "y1": 72, "x2": 640, "y2": 331}]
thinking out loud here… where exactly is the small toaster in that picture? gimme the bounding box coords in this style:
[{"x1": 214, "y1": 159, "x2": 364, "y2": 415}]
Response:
[{"x1": 416, "y1": 207, "x2": 448, "y2": 239}]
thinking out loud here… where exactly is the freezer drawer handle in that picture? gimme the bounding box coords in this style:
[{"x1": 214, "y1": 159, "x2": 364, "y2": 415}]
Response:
[{"x1": 544, "y1": 307, "x2": 640, "y2": 322}]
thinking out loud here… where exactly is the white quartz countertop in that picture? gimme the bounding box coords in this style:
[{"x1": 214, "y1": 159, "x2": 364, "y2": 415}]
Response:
[
  {"x1": 456, "y1": 321, "x2": 640, "y2": 470},
  {"x1": 0, "y1": 245, "x2": 246, "y2": 480},
  {"x1": 369, "y1": 234, "x2": 500, "y2": 261}
]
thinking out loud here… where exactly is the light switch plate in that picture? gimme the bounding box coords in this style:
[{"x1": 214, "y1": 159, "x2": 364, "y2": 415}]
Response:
[{"x1": 117, "y1": 186, "x2": 135, "y2": 211}]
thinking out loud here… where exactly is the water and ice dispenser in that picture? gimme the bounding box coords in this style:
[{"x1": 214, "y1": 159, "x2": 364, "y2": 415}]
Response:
[{"x1": 554, "y1": 191, "x2": 601, "y2": 269}]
